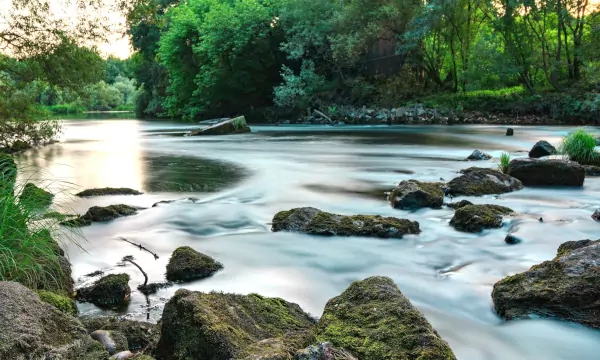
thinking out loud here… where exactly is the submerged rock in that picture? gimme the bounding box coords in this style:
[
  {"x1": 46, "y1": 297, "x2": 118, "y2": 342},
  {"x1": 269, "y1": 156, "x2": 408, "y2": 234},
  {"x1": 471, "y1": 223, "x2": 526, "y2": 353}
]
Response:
[
  {"x1": 187, "y1": 116, "x2": 251, "y2": 136},
  {"x1": 508, "y1": 158, "x2": 584, "y2": 186},
  {"x1": 315, "y1": 276, "x2": 456, "y2": 360},
  {"x1": 446, "y1": 199, "x2": 473, "y2": 209},
  {"x1": 504, "y1": 234, "x2": 523, "y2": 245},
  {"x1": 467, "y1": 149, "x2": 492, "y2": 160},
  {"x1": 82, "y1": 317, "x2": 160, "y2": 351},
  {"x1": 584, "y1": 165, "x2": 600, "y2": 176},
  {"x1": 492, "y1": 239, "x2": 600, "y2": 328},
  {"x1": 449, "y1": 204, "x2": 514, "y2": 232},
  {"x1": 448, "y1": 167, "x2": 523, "y2": 196},
  {"x1": 76, "y1": 274, "x2": 131, "y2": 309},
  {"x1": 388, "y1": 180, "x2": 444, "y2": 209},
  {"x1": 76, "y1": 187, "x2": 143, "y2": 197},
  {"x1": 19, "y1": 183, "x2": 53, "y2": 208},
  {"x1": 528, "y1": 140, "x2": 556, "y2": 158},
  {"x1": 154, "y1": 290, "x2": 315, "y2": 360},
  {"x1": 0, "y1": 281, "x2": 104, "y2": 360},
  {"x1": 165, "y1": 246, "x2": 223, "y2": 282},
  {"x1": 91, "y1": 330, "x2": 129, "y2": 355},
  {"x1": 62, "y1": 204, "x2": 138, "y2": 227},
  {"x1": 272, "y1": 207, "x2": 420, "y2": 239}
]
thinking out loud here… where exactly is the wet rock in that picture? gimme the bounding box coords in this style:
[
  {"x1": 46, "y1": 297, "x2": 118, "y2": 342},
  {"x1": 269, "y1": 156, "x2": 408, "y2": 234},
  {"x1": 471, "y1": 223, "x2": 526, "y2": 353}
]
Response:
[
  {"x1": 505, "y1": 234, "x2": 523, "y2": 245},
  {"x1": 315, "y1": 276, "x2": 456, "y2": 360},
  {"x1": 448, "y1": 167, "x2": 523, "y2": 196},
  {"x1": 76, "y1": 187, "x2": 143, "y2": 197},
  {"x1": 19, "y1": 183, "x2": 53, "y2": 208},
  {"x1": 187, "y1": 116, "x2": 251, "y2": 136},
  {"x1": 76, "y1": 274, "x2": 131, "y2": 309},
  {"x1": 506, "y1": 128, "x2": 514, "y2": 136},
  {"x1": 82, "y1": 317, "x2": 160, "y2": 351},
  {"x1": 508, "y1": 158, "x2": 585, "y2": 187},
  {"x1": 388, "y1": 180, "x2": 444, "y2": 210},
  {"x1": 295, "y1": 342, "x2": 356, "y2": 360},
  {"x1": 0, "y1": 281, "x2": 97, "y2": 360},
  {"x1": 165, "y1": 246, "x2": 223, "y2": 282},
  {"x1": 62, "y1": 204, "x2": 139, "y2": 227},
  {"x1": 36, "y1": 290, "x2": 78, "y2": 316},
  {"x1": 447, "y1": 199, "x2": 473, "y2": 209},
  {"x1": 528, "y1": 140, "x2": 556, "y2": 158},
  {"x1": 110, "y1": 350, "x2": 135, "y2": 360},
  {"x1": 154, "y1": 289, "x2": 315, "y2": 360},
  {"x1": 450, "y1": 204, "x2": 514, "y2": 233},
  {"x1": 137, "y1": 281, "x2": 173, "y2": 295},
  {"x1": 467, "y1": 150, "x2": 492, "y2": 161},
  {"x1": 592, "y1": 210, "x2": 600, "y2": 222},
  {"x1": 272, "y1": 207, "x2": 420, "y2": 239},
  {"x1": 584, "y1": 165, "x2": 600, "y2": 176},
  {"x1": 91, "y1": 330, "x2": 129, "y2": 355},
  {"x1": 492, "y1": 239, "x2": 600, "y2": 328}
]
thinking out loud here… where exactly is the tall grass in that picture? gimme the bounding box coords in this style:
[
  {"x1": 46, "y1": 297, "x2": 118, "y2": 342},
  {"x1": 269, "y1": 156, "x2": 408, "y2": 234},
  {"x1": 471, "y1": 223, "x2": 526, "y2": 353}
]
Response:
[
  {"x1": 0, "y1": 155, "x2": 80, "y2": 294},
  {"x1": 560, "y1": 129, "x2": 600, "y2": 166},
  {"x1": 498, "y1": 152, "x2": 511, "y2": 174}
]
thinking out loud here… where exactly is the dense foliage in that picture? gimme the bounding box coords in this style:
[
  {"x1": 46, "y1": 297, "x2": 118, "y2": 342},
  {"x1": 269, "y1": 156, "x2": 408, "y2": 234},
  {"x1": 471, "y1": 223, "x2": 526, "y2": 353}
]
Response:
[{"x1": 123, "y1": 0, "x2": 600, "y2": 122}]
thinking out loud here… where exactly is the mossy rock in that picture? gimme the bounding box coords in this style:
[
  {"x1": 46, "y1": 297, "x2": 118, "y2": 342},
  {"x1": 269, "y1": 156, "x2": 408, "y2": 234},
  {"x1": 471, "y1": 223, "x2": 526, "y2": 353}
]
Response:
[
  {"x1": 37, "y1": 290, "x2": 78, "y2": 316},
  {"x1": 446, "y1": 199, "x2": 473, "y2": 209},
  {"x1": 0, "y1": 152, "x2": 16, "y2": 193},
  {"x1": 272, "y1": 207, "x2": 420, "y2": 239},
  {"x1": 508, "y1": 158, "x2": 584, "y2": 186},
  {"x1": 82, "y1": 317, "x2": 160, "y2": 351},
  {"x1": 62, "y1": 205, "x2": 138, "y2": 227},
  {"x1": 19, "y1": 183, "x2": 54, "y2": 208},
  {"x1": 76, "y1": 274, "x2": 131, "y2": 309},
  {"x1": 448, "y1": 167, "x2": 523, "y2": 196},
  {"x1": 76, "y1": 188, "x2": 143, "y2": 197},
  {"x1": 449, "y1": 204, "x2": 514, "y2": 233},
  {"x1": 492, "y1": 239, "x2": 600, "y2": 328},
  {"x1": 90, "y1": 330, "x2": 129, "y2": 355},
  {"x1": 165, "y1": 246, "x2": 223, "y2": 282},
  {"x1": 584, "y1": 165, "x2": 600, "y2": 176},
  {"x1": 295, "y1": 342, "x2": 357, "y2": 360},
  {"x1": 188, "y1": 116, "x2": 251, "y2": 136},
  {"x1": 388, "y1": 180, "x2": 444, "y2": 210},
  {"x1": 316, "y1": 276, "x2": 456, "y2": 360},
  {"x1": 155, "y1": 290, "x2": 315, "y2": 360}
]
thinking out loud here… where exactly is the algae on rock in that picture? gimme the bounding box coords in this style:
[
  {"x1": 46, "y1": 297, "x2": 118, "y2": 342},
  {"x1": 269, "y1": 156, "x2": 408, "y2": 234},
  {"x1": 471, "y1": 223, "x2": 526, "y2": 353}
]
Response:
[
  {"x1": 448, "y1": 167, "x2": 523, "y2": 196},
  {"x1": 37, "y1": 290, "x2": 78, "y2": 316},
  {"x1": 76, "y1": 274, "x2": 131, "y2": 309},
  {"x1": 316, "y1": 276, "x2": 456, "y2": 360},
  {"x1": 272, "y1": 207, "x2": 420, "y2": 239},
  {"x1": 388, "y1": 180, "x2": 444, "y2": 210},
  {"x1": 76, "y1": 187, "x2": 143, "y2": 197},
  {"x1": 166, "y1": 246, "x2": 223, "y2": 282},
  {"x1": 62, "y1": 204, "x2": 138, "y2": 227},
  {"x1": 449, "y1": 204, "x2": 514, "y2": 233}
]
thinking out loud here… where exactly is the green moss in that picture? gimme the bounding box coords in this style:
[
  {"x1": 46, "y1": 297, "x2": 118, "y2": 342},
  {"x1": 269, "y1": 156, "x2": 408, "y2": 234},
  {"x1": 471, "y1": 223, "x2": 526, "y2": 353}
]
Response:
[
  {"x1": 76, "y1": 187, "x2": 143, "y2": 197},
  {"x1": 316, "y1": 277, "x2": 456, "y2": 360},
  {"x1": 19, "y1": 183, "x2": 54, "y2": 208},
  {"x1": 37, "y1": 290, "x2": 78, "y2": 316},
  {"x1": 448, "y1": 167, "x2": 523, "y2": 196},
  {"x1": 389, "y1": 180, "x2": 444, "y2": 209},
  {"x1": 76, "y1": 274, "x2": 131, "y2": 309},
  {"x1": 62, "y1": 205, "x2": 138, "y2": 227},
  {"x1": 449, "y1": 204, "x2": 514, "y2": 233},
  {"x1": 166, "y1": 246, "x2": 223, "y2": 282}
]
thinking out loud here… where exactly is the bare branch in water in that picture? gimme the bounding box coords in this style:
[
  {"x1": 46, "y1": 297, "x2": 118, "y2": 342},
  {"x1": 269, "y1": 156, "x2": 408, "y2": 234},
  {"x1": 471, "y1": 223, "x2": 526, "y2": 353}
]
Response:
[{"x1": 118, "y1": 237, "x2": 159, "y2": 259}]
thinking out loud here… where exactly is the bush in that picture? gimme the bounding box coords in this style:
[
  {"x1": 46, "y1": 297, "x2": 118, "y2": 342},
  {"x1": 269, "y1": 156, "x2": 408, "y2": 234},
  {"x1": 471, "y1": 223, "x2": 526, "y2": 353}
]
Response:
[
  {"x1": 44, "y1": 104, "x2": 86, "y2": 115},
  {"x1": 559, "y1": 129, "x2": 600, "y2": 165}
]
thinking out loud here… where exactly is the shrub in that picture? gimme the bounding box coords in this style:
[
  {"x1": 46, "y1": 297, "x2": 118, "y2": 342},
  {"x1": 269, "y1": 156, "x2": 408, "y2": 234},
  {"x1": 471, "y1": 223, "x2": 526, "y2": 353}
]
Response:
[
  {"x1": 498, "y1": 152, "x2": 511, "y2": 174},
  {"x1": 45, "y1": 104, "x2": 86, "y2": 115},
  {"x1": 559, "y1": 129, "x2": 600, "y2": 166}
]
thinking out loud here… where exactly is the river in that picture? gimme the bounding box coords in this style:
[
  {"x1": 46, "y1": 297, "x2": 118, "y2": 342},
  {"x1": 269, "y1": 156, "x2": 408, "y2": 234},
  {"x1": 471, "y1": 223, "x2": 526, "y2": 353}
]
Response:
[{"x1": 14, "y1": 116, "x2": 600, "y2": 359}]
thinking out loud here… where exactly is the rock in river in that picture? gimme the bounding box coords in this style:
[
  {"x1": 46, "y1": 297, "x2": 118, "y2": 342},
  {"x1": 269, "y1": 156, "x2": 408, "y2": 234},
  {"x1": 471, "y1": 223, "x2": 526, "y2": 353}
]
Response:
[
  {"x1": 76, "y1": 187, "x2": 143, "y2": 197},
  {"x1": 388, "y1": 180, "x2": 444, "y2": 209},
  {"x1": 592, "y1": 209, "x2": 600, "y2": 222},
  {"x1": 315, "y1": 276, "x2": 456, "y2": 360},
  {"x1": 82, "y1": 317, "x2": 159, "y2": 351},
  {"x1": 187, "y1": 116, "x2": 251, "y2": 136},
  {"x1": 492, "y1": 239, "x2": 600, "y2": 328},
  {"x1": 76, "y1": 274, "x2": 131, "y2": 309},
  {"x1": 508, "y1": 158, "x2": 585, "y2": 186},
  {"x1": 272, "y1": 207, "x2": 420, "y2": 239},
  {"x1": 448, "y1": 167, "x2": 523, "y2": 196},
  {"x1": 166, "y1": 246, "x2": 223, "y2": 282},
  {"x1": 62, "y1": 204, "x2": 139, "y2": 227},
  {"x1": 154, "y1": 289, "x2": 315, "y2": 360},
  {"x1": 19, "y1": 183, "x2": 53, "y2": 208},
  {"x1": 528, "y1": 140, "x2": 556, "y2": 158},
  {"x1": 467, "y1": 149, "x2": 492, "y2": 160},
  {"x1": 584, "y1": 165, "x2": 600, "y2": 177},
  {"x1": 450, "y1": 204, "x2": 514, "y2": 233}
]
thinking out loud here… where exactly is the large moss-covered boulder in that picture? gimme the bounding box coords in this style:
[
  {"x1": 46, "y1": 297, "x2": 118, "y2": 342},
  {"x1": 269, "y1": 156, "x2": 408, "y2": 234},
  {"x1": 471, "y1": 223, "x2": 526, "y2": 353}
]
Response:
[
  {"x1": 316, "y1": 277, "x2": 456, "y2": 360},
  {"x1": 19, "y1": 183, "x2": 53, "y2": 208},
  {"x1": 272, "y1": 207, "x2": 420, "y2": 239},
  {"x1": 165, "y1": 246, "x2": 223, "y2": 282},
  {"x1": 449, "y1": 204, "x2": 514, "y2": 233},
  {"x1": 187, "y1": 116, "x2": 251, "y2": 136},
  {"x1": 448, "y1": 167, "x2": 523, "y2": 196},
  {"x1": 492, "y1": 239, "x2": 600, "y2": 328},
  {"x1": 82, "y1": 317, "x2": 159, "y2": 351},
  {"x1": 508, "y1": 158, "x2": 584, "y2": 186},
  {"x1": 154, "y1": 290, "x2": 315, "y2": 360},
  {"x1": 528, "y1": 140, "x2": 556, "y2": 158},
  {"x1": 76, "y1": 187, "x2": 143, "y2": 197},
  {"x1": 388, "y1": 180, "x2": 444, "y2": 210},
  {"x1": 0, "y1": 281, "x2": 106, "y2": 360},
  {"x1": 0, "y1": 152, "x2": 16, "y2": 193},
  {"x1": 62, "y1": 204, "x2": 138, "y2": 227},
  {"x1": 76, "y1": 274, "x2": 131, "y2": 309}
]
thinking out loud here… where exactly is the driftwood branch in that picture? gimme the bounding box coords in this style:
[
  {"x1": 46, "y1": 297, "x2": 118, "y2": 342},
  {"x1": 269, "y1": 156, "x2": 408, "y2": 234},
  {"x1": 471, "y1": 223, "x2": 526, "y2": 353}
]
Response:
[
  {"x1": 122, "y1": 256, "x2": 148, "y2": 286},
  {"x1": 314, "y1": 109, "x2": 334, "y2": 124},
  {"x1": 118, "y1": 237, "x2": 159, "y2": 260}
]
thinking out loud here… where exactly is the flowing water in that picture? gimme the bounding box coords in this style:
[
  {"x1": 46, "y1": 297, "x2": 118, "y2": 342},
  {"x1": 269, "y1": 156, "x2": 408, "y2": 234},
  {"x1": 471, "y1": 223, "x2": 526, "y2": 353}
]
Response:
[{"x1": 15, "y1": 116, "x2": 600, "y2": 359}]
